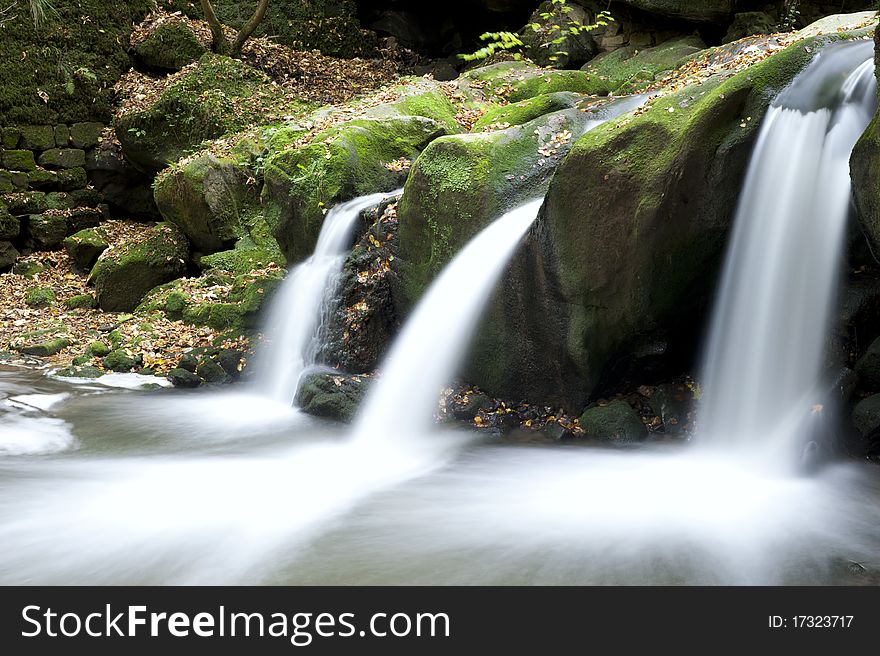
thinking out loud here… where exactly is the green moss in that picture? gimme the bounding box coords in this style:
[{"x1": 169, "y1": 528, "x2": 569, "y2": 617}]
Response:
[
  {"x1": 473, "y1": 92, "x2": 584, "y2": 131},
  {"x1": 11, "y1": 260, "x2": 45, "y2": 277},
  {"x1": 86, "y1": 340, "x2": 111, "y2": 357},
  {"x1": 201, "y1": 247, "x2": 283, "y2": 276},
  {"x1": 0, "y1": 1, "x2": 154, "y2": 125},
  {"x1": 18, "y1": 337, "x2": 69, "y2": 357},
  {"x1": 133, "y1": 21, "x2": 206, "y2": 71},
  {"x1": 2, "y1": 150, "x2": 36, "y2": 172},
  {"x1": 56, "y1": 364, "x2": 104, "y2": 378},
  {"x1": 64, "y1": 294, "x2": 97, "y2": 310},
  {"x1": 182, "y1": 302, "x2": 247, "y2": 332},
  {"x1": 116, "y1": 54, "x2": 283, "y2": 171},
  {"x1": 578, "y1": 401, "x2": 647, "y2": 443},
  {"x1": 103, "y1": 349, "x2": 140, "y2": 372},
  {"x1": 25, "y1": 287, "x2": 56, "y2": 308}
]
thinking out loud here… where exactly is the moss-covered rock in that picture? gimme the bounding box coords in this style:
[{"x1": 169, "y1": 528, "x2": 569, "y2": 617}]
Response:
[
  {"x1": 0, "y1": 211, "x2": 19, "y2": 240},
  {"x1": 133, "y1": 20, "x2": 207, "y2": 71},
  {"x1": 167, "y1": 367, "x2": 202, "y2": 388},
  {"x1": 37, "y1": 148, "x2": 86, "y2": 170},
  {"x1": 397, "y1": 101, "x2": 628, "y2": 304},
  {"x1": 91, "y1": 223, "x2": 189, "y2": 311},
  {"x1": 56, "y1": 364, "x2": 104, "y2": 379},
  {"x1": 25, "y1": 287, "x2": 56, "y2": 308},
  {"x1": 459, "y1": 61, "x2": 606, "y2": 104},
  {"x1": 580, "y1": 35, "x2": 706, "y2": 95},
  {"x1": 200, "y1": 244, "x2": 284, "y2": 276},
  {"x1": 154, "y1": 153, "x2": 260, "y2": 252},
  {"x1": 86, "y1": 340, "x2": 111, "y2": 357},
  {"x1": 853, "y1": 393, "x2": 880, "y2": 436},
  {"x1": 69, "y1": 122, "x2": 104, "y2": 149},
  {"x1": 11, "y1": 259, "x2": 44, "y2": 277},
  {"x1": 18, "y1": 125, "x2": 55, "y2": 150},
  {"x1": 17, "y1": 336, "x2": 69, "y2": 357},
  {"x1": 263, "y1": 114, "x2": 451, "y2": 262},
  {"x1": 63, "y1": 228, "x2": 108, "y2": 271},
  {"x1": 116, "y1": 54, "x2": 277, "y2": 172},
  {"x1": 296, "y1": 372, "x2": 370, "y2": 422},
  {"x1": 64, "y1": 294, "x2": 98, "y2": 310},
  {"x1": 853, "y1": 110, "x2": 880, "y2": 247},
  {"x1": 855, "y1": 336, "x2": 880, "y2": 387},
  {"x1": 27, "y1": 214, "x2": 68, "y2": 250},
  {"x1": 0, "y1": 241, "x2": 19, "y2": 269},
  {"x1": 578, "y1": 400, "x2": 648, "y2": 443},
  {"x1": 422, "y1": 33, "x2": 854, "y2": 410},
  {"x1": 102, "y1": 349, "x2": 141, "y2": 372},
  {"x1": 472, "y1": 92, "x2": 586, "y2": 131},
  {"x1": 2, "y1": 150, "x2": 37, "y2": 172}
]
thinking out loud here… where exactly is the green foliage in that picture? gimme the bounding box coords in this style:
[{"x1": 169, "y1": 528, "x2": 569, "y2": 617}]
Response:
[
  {"x1": 28, "y1": 0, "x2": 58, "y2": 27},
  {"x1": 776, "y1": 0, "x2": 802, "y2": 32},
  {"x1": 460, "y1": 0, "x2": 612, "y2": 64}
]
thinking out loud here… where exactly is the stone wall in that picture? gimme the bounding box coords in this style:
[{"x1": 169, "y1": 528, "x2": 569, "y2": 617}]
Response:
[{"x1": 0, "y1": 123, "x2": 108, "y2": 270}]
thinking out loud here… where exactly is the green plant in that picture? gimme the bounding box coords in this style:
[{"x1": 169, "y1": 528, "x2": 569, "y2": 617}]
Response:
[
  {"x1": 776, "y1": 0, "x2": 801, "y2": 32},
  {"x1": 460, "y1": 0, "x2": 613, "y2": 64},
  {"x1": 28, "y1": 0, "x2": 57, "y2": 27}
]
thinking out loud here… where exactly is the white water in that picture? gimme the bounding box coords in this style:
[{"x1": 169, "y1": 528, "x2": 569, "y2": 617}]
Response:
[
  {"x1": 700, "y1": 41, "x2": 877, "y2": 466},
  {"x1": 256, "y1": 191, "x2": 401, "y2": 405},
  {"x1": 353, "y1": 199, "x2": 543, "y2": 442}
]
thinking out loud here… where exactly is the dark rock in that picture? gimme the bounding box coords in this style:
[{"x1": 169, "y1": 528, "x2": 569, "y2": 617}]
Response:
[
  {"x1": 178, "y1": 353, "x2": 200, "y2": 373},
  {"x1": 196, "y1": 359, "x2": 229, "y2": 384},
  {"x1": 723, "y1": 12, "x2": 776, "y2": 44},
  {"x1": 217, "y1": 349, "x2": 244, "y2": 377},
  {"x1": 27, "y1": 214, "x2": 68, "y2": 250},
  {"x1": 85, "y1": 139, "x2": 159, "y2": 218},
  {"x1": 0, "y1": 241, "x2": 20, "y2": 269},
  {"x1": 0, "y1": 212, "x2": 19, "y2": 240},
  {"x1": 579, "y1": 400, "x2": 647, "y2": 443},
  {"x1": 451, "y1": 393, "x2": 493, "y2": 421},
  {"x1": 296, "y1": 372, "x2": 371, "y2": 422},
  {"x1": 54, "y1": 125, "x2": 69, "y2": 147},
  {"x1": 168, "y1": 367, "x2": 202, "y2": 388},
  {"x1": 2, "y1": 150, "x2": 36, "y2": 172},
  {"x1": 852, "y1": 393, "x2": 880, "y2": 436},
  {"x1": 648, "y1": 383, "x2": 696, "y2": 435}
]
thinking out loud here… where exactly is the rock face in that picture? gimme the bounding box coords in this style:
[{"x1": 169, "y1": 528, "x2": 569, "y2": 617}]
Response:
[
  {"x1": 852, "y1": 112, "x2": 880, "y2": 248},
  {"x1": 154, "y1": 152, "x2": 260, "y2": 253},
  {"x1": 262, "y1": 83, "x2": 459, "y2": 263},
  {"x1": 296, "y1": 372, "x2": 371, "y2": 422},
  {"x1": 399, "y1": 33, "x2": 849, "y2": 411},
  {"x1": 116, "y1": 54, "x2": 274, "y2": 173},
  {"x1": 91, "y1": 223, "x2": 189, "y2": 311}
]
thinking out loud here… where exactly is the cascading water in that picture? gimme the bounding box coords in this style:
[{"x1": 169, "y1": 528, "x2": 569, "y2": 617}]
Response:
[
  {"x1": 699, "y1": 40, "x2": 878, "y2": 466},
  {"x1": 353, "y1": 200, "x2": 543, "y2": 442},
  {"x1": 256, "y1": 191, "x2": 400, "y2": 405}
]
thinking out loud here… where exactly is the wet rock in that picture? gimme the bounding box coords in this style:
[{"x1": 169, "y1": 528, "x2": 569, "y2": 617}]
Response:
[
  {"x1": 648, "y1": 383, "x2": 696, "y2": 435},
  {"x1": 852, "y1": 393, "x2": 880, "y2": 436},
  {"x1": 177, "y1": 353, "x2": 200, "y2": 373},
  {"x1": 196, "y1": 359, "x2": 229, "y2": 384},
  {"x1": 296, "y1": 372, "x2": 371, "y2": 423},
  {"x1": 56, "y1": 365, "x2": 104, "y2": 379},
  {"x1": 167, "y1": 367, "x2": 202, "y2": 388},
  {"x1": 579, "y1": 400, "x2": 647, "y2": 443}
]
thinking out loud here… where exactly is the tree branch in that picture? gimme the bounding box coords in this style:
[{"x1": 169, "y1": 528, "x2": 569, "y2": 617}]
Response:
[
  {"x1": 200, "y1": 0, "x2": 229, "y2": 54},
  {"x1": 230, "y1": 0, "x2": 269, "y2": 56}
]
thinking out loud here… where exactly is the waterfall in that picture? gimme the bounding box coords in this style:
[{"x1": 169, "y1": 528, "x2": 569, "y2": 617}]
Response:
[
  {"x1": 699, "y1": 41, "x2": 877, "y2": 465},
  {"x1": 256, "y1": 191, "x2": 401, "y2": 405},
  {"x1": 352, "y1": 200, "x2": 543, "y2": 441}
]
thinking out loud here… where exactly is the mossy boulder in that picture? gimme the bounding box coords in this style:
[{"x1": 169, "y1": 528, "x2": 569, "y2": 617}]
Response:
[
  {"x1": 133, "y1": 21, "x2": 207, "y2": 71},
  {"x1": 580, "y1": 35, "x2": 706, "y2": 95},
  {"x1": 473, "y1": 92, "x2": 586, "y2": 131},
  {"x1": 25, "y1": 287, "x2": 56, "y2": 308},
  {"x1": 200, "y1": 244, "x2": 284, "y2": 276},
  {"x1": 852, "y1": 111, "x2": 880, "y2": 248},
  {"x1": 102, "y1": 349, "x2": 141, "y2": 372},
  {"x1": 168, "y1": 367, "x2": 202, "y2": 388},
  {"x1": 296, "y1": 372, "x2": 370, "y2": 422},
  {"x1": 56, "y1": 365, "x2": 104, "y2": 379},
  {"x1": 69, "y1": 122, "x2": 104, "y2": 149},
  {"x1": 64, "y1": 294, "x2": 97, "y2": 310},
  {"x1": 397, "y1": 100, "x2": 633, "y2": 306},
  {"x1": 63, "y1": 228, "x2": 109, "y2": 271},
  {"x1": 578, "y1": 400, "x2": 647, "y2": 443},
  {"x1": 855, "y1": 336, "x2": 880, "y2": 388},
  {"x1": 263, "y1": 114, "x2": 451, "y2": 263},
  {"x1": 154, "y1": 153, "x2": 260, "y2": 253},
  {"x1": 428, "y1": 33, "x2": 851, "y2": 410},
  {"x1": 17, "y1": 337, "x2": 69, "y2": 357},
  {"x1": 91, "y1": 223, "x2": 189, "y2": 311},
  {"x1": 116, "y1": 54, "x2": 275, "y2": 173}
]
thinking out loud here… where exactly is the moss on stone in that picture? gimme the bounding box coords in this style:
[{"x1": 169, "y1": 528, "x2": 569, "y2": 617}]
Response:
[
  {"x1": 64, "y1": 294, "x2": 97, "y2": 310},
  {"x1": 473, "y1": 92, "x2": 585, "y2": 131},
  {"x1": 2, "y1": 150, "x2": 37, "y2": 172},
  {"x1": 92, "y1": 222, "x2": 189, "y2": 311},
  {"x1": 63, "y1": 228, "x2": 108, "y2": 271},
  {"x1": 25, "y1": 287, "x2": 56, "y2": 308},
  {"x1": 133, "y1": 21, "x2": 206, "y2": 71},
  {"x1": 578, "y1": 401, "x2": 647, "y2": 443},
  {"x1": 103, "y1": 349, "x2": 141, "y2": 372},
  {"x1": 18, "y1": 336, "x2": 69, "y2": 357},
  {"x1": 86, "y1": 340, "x2": 111, "y2": 357}
]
